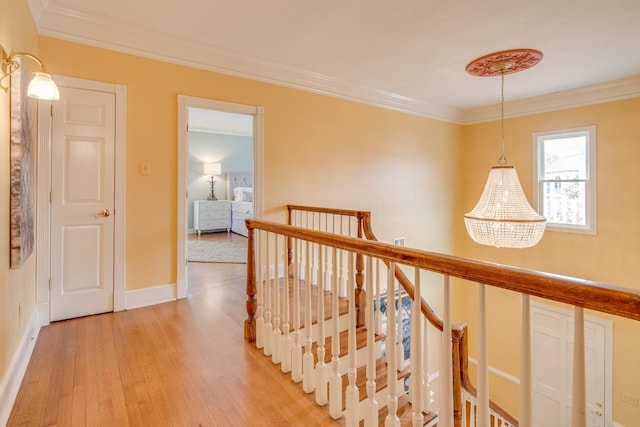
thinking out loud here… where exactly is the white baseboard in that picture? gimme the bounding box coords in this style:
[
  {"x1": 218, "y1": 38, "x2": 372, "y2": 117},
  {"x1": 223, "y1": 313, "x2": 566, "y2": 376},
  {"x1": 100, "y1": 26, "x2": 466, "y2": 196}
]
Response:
[
  {"x1": 613, "y1": 422, "x2": 625, "y2": 427},
  {"x1": 36, "y1": 302, "x2": 49, "y2": 327},
  {"x1": 125, "y1": 283, "x2": 177, "y2": 310},
  {"x1": 0, "y1": 311, "x2": 41, "y2": 427}
]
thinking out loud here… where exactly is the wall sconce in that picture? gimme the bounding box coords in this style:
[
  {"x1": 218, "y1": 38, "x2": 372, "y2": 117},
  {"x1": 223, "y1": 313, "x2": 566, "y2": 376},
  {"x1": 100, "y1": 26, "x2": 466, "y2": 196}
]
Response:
[
  {"x1": 203, "y1": 162, "x2": 222, "y2": 200},
  {"x1": 1, "y1": 44, "x2": 60, "y2": 100}
]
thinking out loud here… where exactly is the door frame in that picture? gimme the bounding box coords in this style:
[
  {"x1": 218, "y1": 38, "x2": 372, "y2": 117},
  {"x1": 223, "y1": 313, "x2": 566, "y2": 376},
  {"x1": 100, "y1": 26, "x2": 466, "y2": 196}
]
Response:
[
  {"x1": 36, "y1": 76, "x2": 127, "y2": 325},
  {"x1": 177, "y1": 95, "x2": 264, "y2": 298}
]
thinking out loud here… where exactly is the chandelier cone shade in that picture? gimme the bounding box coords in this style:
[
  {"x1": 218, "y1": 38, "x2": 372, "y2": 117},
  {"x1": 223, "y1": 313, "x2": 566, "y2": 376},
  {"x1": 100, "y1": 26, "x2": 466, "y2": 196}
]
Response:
[
  {"x1": 464, "y1": 49, "x2": 546, "y2": 248},
  {"x1": 464, "y1": 166, "x2": 546, "y2": 248}
]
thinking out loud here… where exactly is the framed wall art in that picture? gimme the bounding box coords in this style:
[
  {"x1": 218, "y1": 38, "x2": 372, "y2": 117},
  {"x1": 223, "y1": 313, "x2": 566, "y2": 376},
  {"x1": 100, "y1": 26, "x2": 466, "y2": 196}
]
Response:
[{"x1": 9, "y1": 57, "x2": 36, "y2": 269}]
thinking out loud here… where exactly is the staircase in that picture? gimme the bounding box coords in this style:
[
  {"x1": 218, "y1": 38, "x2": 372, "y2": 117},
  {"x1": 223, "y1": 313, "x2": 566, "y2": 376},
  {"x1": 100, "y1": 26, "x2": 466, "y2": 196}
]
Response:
[
  {"x1": 242, "y1": 205, "x2": 640, "y2": 427},
  {"x1": 255, "y1": 267, "x2": 437, "y2": 426}
]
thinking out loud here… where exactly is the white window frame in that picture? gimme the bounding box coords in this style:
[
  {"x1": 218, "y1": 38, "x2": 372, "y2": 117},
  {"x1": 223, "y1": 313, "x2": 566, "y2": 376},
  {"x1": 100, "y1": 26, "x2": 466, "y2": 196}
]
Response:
[{"x1": 533, "y1": 125, "x2": 596, "y2": 235}]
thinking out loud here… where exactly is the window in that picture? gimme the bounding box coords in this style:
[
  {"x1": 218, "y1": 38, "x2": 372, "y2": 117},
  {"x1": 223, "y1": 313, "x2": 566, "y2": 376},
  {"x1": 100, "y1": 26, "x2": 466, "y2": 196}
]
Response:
[{"x1": 533, "y1": 126, "x2": 596, "y2": 234}]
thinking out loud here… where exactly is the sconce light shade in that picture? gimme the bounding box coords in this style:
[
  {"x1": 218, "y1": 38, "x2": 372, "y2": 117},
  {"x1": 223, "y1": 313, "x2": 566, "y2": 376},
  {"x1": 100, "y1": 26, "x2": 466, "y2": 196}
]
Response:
[
  {"x1": 203, "y1": 162, "x2": 222, "y2": 176},
  {"x1": 27, "y1": 72, "x2": 60, "y2": 100},
  {"x1": 1, "y1": 45, "x2": 60, "y2": 100}
]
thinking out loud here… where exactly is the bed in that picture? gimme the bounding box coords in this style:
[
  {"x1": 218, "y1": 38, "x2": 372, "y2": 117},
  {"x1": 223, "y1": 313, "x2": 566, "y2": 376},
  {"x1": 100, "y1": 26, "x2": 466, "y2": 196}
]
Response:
[{"x1": 226, "y1": 172, "x2": 253, "y2": 237}]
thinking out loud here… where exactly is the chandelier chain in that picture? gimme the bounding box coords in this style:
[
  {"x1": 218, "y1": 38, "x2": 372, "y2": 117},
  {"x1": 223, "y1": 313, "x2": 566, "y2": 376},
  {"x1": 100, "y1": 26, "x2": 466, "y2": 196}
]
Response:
[{"x1": 499, "y1": 71, "x2": 507, "y2": 165}]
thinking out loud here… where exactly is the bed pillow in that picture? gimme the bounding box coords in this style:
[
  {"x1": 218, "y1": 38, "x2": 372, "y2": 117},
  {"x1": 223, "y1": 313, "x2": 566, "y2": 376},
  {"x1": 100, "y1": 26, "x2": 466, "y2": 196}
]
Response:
[
  {"x1": 241, "y1": 189, "x2": 253, "y2": 202},
  {"x1": 234, "y1": 187, "x2": 253, "y2": 201}
]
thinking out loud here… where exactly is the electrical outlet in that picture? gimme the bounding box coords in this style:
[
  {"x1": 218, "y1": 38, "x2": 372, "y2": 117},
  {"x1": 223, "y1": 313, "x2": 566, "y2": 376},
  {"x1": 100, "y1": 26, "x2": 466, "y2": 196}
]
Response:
[
  {"x1": 393, "y1": 237, "x2": 405, "y2": 247},
  {"x1": 622, "y1": 392, "x2": 639, "y2": 406}
]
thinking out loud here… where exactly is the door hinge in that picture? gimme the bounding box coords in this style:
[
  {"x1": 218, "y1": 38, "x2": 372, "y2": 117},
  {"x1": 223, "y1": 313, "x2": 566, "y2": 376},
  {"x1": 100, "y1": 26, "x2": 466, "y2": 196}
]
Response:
[
  {"x1": 49, "y1": 191, "x2": 52, "y2": 203},
  {"x1": 50, "y1": 104, "x2": 53, "y2": 117}
]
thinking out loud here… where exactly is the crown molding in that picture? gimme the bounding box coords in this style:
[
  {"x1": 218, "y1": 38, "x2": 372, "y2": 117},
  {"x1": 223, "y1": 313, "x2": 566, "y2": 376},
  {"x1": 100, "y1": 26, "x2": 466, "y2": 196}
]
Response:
[
  {"x1": 34, "y1": 3, "x2": 640, "y2": 125},
  {"x1": 36, "y1": 3, "x2": 463, "y2": 123},
  {"x1": 460, "y1": 75, "x2": 640, "y2": 124},
  {"x1": 27, "y1": 0, "x2": 50, "y2": 31}
]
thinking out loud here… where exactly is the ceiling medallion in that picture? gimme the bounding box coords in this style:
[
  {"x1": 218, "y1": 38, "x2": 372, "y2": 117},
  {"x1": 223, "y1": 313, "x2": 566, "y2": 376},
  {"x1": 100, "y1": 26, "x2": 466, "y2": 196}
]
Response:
[{"x1": 465, "y1": 48, "x2": 543, "y2": 77}]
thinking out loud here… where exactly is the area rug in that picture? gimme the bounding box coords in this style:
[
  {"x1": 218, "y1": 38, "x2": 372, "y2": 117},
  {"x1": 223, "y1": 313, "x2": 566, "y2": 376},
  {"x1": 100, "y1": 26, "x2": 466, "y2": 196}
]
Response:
[{"x1": 187, "y1": 238, "x2": 247, "y2": 263}]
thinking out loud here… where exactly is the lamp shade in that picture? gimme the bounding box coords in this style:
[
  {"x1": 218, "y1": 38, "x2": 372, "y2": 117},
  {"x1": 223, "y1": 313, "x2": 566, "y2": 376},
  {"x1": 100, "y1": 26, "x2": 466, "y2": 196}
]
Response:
[
  {"x1": 464, "y1": 166, "x2": 546, "y2": 248},
  {"x1": 203, "y1": 162, "x2": 221, "y2": 176},
  {"x1": 27, "y1": 72, "x2": 60, "y2": 100}
]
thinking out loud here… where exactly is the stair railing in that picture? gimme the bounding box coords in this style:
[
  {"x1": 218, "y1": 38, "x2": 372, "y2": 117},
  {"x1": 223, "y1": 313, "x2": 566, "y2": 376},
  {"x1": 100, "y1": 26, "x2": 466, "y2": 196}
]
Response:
[
  {"x1": 287, "y1": 205, "x2": 515, "y2": 425},
  {"x1": 245, "y1": 215, "x2": 640, "y2": 427}
]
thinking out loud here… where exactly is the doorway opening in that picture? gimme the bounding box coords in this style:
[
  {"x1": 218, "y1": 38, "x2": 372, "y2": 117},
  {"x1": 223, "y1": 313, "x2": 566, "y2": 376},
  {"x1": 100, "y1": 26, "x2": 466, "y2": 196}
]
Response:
[{"x1": 177, "y1": 96, "x2": 264, "y2": 298}]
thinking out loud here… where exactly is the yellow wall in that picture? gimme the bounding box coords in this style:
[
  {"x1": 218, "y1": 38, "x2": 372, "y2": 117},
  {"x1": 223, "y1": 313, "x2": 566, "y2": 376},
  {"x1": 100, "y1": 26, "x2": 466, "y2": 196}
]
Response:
[
  {"x1": 0, "y1": 0, "x2": 39, "y2": 391},
  {"x1": 454, "y1": 98, "x2": 640, "y2": 425},
  {"x1": 2, "y1": 5, "x2": 639, "y2": 425},
  {"x1": 37, "y1": 36, "x2": 461, "y2": 290}
]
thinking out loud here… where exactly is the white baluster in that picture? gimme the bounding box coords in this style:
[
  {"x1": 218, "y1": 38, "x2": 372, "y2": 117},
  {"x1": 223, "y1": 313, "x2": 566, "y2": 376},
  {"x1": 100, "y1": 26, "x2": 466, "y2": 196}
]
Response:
[
  {"x1": 461, "y1": 392, "x2": 467, "y2": 427},
  {"x1": 385, "y1": 262, "x2": 400, "y2": 427},
  {"x1": 281, "y1": 234, "x2": 292, "y2": 373},
  {"x1": 411, "y1": 267, "x2": 424, "y2": 426},
  {"x1": 423, "y1": 316, "x2": 434, "y2": 412},
  {"x1": 375, "y1": 259, "x2": 382, "y2": 335},
  {"x1": 572, "y1": 307, "x2": 586, "y2": 427},
  {"x1": 255, "y1": 231, "x2": 264, "y2": 349},
  {"x1": 263, "y1": 233, "x2": 272, "y2": 357},
  {"x1": 329, "y1": 247, "x2": 343, "y2": 419},
  {"x1": 477, "y1": 284, "x2": 489, "y2": 427},
  {"x1": 345, "y1": 252, "x2": 359, "y2": 426},
  {"x1": 302, "y1": 240, "x2": 315, "y2": 393},
  {"x1": 315, "y1": 244, "x2": 328, "y2": 406},
  {"x1": 291, "y1": 239, "x2": 302, "y2": 383},
  {"x1": 364, "y1": 256, "x2": 379, "y2": 427},
  {"x1": 440, "y1": 275, "x2": 453, "y2": 427},
  {"x1": 397, "y1": 290, "x2": 405, "y2": 371},
  {"x1": 291, "y1": 237, "x2": 303, "y2": 383},
  {"x1": 519, "y1": 294, "x2": 532, "y2": 426},
  {"x1": 469, "y1": 397, "x2": 476, "y2": 427},
  {"x1": 338, "y1": 216, "x2": 347, "y2": 298},
  {"x1": 272, "y1": 234, "x2": 281, "y2": 365}
]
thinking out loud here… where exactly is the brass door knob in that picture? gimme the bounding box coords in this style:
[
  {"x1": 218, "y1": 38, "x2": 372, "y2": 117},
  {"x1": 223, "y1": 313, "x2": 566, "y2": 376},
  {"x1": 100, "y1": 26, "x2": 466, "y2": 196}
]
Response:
[{"x1": 97, "y1": 209, "x2": 111, "y2": 217}]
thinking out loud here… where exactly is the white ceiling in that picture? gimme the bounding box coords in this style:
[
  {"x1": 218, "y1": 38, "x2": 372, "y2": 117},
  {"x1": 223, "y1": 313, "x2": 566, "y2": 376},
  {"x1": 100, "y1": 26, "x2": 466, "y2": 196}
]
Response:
[{"x1": 29, "y1": 0, "x2": 640, "y2": 123}]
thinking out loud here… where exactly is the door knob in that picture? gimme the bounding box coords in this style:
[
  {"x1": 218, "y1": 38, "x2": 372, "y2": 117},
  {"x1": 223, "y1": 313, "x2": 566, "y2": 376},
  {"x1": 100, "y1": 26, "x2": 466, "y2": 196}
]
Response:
[
  {"x1": 590, "y1": 410, "x2": 603, "y2": 416},
  {"x1": 97, "y1": 209, "x2": 111, "y2": 217}
]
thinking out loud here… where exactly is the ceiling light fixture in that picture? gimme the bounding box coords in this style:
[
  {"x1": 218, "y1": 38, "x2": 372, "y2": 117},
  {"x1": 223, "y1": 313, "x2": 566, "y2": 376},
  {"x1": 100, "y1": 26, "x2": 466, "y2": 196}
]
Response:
[
  {"x1": 464, "y1": 49, "x2": 546, "y2": 249},
  {"x1": 0, "y1": 45, "x2": 60, "y2": 100}
]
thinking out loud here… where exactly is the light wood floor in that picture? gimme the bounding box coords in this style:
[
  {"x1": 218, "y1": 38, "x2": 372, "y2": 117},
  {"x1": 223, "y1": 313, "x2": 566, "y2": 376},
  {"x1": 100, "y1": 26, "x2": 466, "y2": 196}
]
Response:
[{"x1": 8, "y1": 234, "x2": 344, "y2": 426}]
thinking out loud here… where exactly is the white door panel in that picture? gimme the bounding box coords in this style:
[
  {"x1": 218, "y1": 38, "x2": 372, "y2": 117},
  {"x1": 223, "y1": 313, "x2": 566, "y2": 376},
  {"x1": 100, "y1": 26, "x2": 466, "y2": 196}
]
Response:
[
  {"x1": 50, "y1": 87, "x2": 116, "y2": 321},
  {"x1": 532, "y1": 303, "x2": 609, "y2": 427}
]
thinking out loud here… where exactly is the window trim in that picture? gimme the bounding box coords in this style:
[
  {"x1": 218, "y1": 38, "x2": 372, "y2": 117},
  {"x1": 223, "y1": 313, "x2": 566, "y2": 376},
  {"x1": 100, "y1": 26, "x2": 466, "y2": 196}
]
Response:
[{"x1": 532, "y1": 125, "x2": 597, "y2": 235}]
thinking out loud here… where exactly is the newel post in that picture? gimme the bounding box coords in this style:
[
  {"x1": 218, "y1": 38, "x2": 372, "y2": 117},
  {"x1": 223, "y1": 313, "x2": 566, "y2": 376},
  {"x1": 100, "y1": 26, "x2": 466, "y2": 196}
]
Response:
[
  {"x1": 354, "y1": 212, "x2": 366, "y2": 327},
  {"x1": 244, "y1": 224, "x2": 257, "y2": 342}
]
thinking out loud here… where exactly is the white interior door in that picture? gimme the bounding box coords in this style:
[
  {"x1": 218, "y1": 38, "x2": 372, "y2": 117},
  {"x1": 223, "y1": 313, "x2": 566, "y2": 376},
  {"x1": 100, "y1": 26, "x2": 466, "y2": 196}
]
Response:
[
  {"x1": 50, "y1": 86, "x2": 116, "y2": 321},
  {"x1": 532, "y1": 302, "x2": 610, "y2": 427}
]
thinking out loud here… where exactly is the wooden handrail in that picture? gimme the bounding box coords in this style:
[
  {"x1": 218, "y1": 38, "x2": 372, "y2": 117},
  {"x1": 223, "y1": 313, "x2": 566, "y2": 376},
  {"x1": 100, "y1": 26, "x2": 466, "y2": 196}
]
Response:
[{"x1": 248, "y1": 219, "x2": 640, "y2": 321}]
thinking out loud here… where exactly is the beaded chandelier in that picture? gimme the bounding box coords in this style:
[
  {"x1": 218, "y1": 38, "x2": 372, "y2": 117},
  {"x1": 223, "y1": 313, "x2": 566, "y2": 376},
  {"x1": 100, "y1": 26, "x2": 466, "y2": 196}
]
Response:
[{"x1": 464, "y1": 49, "x2": 546, "y2": 249}]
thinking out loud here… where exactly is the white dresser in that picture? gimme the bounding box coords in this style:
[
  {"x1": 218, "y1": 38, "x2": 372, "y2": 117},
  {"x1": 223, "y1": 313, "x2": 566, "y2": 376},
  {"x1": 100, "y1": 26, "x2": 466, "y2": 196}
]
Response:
[{"x1": 193, "y1": 200, "x2": 231, "y2": 234}]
